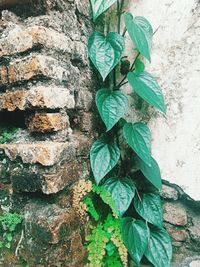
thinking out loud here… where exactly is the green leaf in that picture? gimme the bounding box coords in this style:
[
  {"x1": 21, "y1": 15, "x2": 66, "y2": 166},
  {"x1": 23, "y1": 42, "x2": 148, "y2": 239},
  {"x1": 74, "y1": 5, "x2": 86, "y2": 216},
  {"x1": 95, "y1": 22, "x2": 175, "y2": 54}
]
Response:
[
  {"x1": 122, "y1": 218, "x2": 149, "y2": 265},
  {"x1": 103, "y1": 177, "x2": 136, "y2": 216},
  {"x1": 135, "y1": 59, "x2": 145, "y2": 73},
  {"x1": 5, "y1": 242, "x2": 11, "y2": 249},
  {"x1": 138, "y1": 157, "x2": 162, "y2": 190},
  {"x1": 125, "y1": 13, "x2": 153, "y2": 62},
  {"x1": 128, "y1": 71, "x2": 166, "y2": 113},
  {"x1": 88, "y1": 32, "x2": 125, "y2": 81},
  {"x1": 123, "y1": 122, "x2": 151, "y2": 165},
  {"x1": 134, "y1": 193, "x2": 163, "y2": 227},
  {"x1": 96, "y1": 89, "x2": 128, "y2": 131},
  {"x1": 90, "y1": 0, "x2": 117, "y2": 21},
  {"x1": 145, "y1": 227, "x2": 172, "y2": 267},
  {"x1": 90, "y1": 139, "x2": 120, "y2": 184},
  {"x1": 6, "y1": 233, "x2": 13, "y2": 242}
]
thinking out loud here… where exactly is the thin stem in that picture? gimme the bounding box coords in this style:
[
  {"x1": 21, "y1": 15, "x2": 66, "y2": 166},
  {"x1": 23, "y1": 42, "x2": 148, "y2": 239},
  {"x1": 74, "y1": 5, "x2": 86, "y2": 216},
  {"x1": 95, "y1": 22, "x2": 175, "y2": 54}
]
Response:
[
  {"x1": 117, "y1": 0, "x2": 125, "y2": 34},
  {"x1": 122, "y1": 27, "x2": 127, "y2": 37}
]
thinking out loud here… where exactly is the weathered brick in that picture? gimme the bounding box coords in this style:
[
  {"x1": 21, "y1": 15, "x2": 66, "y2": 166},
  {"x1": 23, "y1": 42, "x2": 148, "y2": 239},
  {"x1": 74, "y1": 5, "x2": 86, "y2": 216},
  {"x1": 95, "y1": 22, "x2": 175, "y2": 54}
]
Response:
[
  {"x1": 0, "y1": 25, "x2": 73, "y2": 57},
  {"x1": 0, "y1": 24, "x2": 33, "y2": 57},
  {"x1": 0, "y1": 85, "x2": 75, "y2": 111},
  {"x1": 0, "y1": 141, "x2": 78, "y2": 166},
  {"x1": 24, "y1": 203, "x2": 79, "y2": 244},
  {"x1": 163, "y1": 202, "x2": 188, "y2": 226},
  {"x1": 26, "y1": 112, "x2": 69, "y2": 133},
  {"x1": 0, "y1": 55, "x2": 69, "y2": 85}
]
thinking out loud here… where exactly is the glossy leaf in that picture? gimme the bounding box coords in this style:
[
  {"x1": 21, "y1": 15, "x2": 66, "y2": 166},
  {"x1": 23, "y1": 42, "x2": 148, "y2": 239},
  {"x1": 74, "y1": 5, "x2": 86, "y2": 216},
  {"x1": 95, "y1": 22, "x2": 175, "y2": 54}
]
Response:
[
  {"x1": 96, "y1": 89, "x2": 128, "y2": 131},
  {"x1": 138, "y1": 157, "x2": 162, "y2": 190},
  {"x1": 135, "y1": 59, "x2": 145, "y2": 73},
  {"x1": 134, "y1": 193, "x2": 163, "y2": 227},
  {"x1": 123, "y1": 122, "x2": 151, "y2": 165},
  {"x1": 128, "y1": 71, "x2": 166, "y2": 113},
  {"x1": 90, "y1": 139, "x2": 120, "y2": 184},
  {"x1": 125, "y1": 12, "x2": 153, "y2": 62},
  {"x1": 122, "y1": 218, "x2": 149, "y2": 265},
  {"x1": 90, "y1": 0, "x2": 117, "y2": 21},
  {"x1": 145, "y1": 227, "x2": 172, "y2": 267},
  {"x1": 88, "y1": 32, "x2": 125, "y2": 80},
  {"x1": 103, "y1": 177, "x2": 136, "y2": 216}
]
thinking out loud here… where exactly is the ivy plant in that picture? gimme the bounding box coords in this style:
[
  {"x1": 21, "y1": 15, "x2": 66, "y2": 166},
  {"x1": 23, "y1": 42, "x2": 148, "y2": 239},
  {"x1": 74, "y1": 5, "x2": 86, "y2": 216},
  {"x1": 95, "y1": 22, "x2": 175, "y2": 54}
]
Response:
[
  {"x1": 86, "y1": 0, "x2": 172, "y2": 266},
  {"x1": 0, "y1": 212, "x2": 23, "y2": 250}
]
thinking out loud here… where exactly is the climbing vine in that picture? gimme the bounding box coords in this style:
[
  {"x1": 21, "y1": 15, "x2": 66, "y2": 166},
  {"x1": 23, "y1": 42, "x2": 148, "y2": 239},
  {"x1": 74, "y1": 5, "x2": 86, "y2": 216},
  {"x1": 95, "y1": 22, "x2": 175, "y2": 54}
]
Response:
[{"x1": 81, "y1": 1, "x2": 173, "y2": 266}]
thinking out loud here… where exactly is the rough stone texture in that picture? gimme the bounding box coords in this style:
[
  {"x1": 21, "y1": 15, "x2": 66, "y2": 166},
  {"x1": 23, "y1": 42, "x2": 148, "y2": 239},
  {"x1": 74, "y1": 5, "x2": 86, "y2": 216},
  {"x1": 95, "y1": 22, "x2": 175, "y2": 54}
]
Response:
[
  {"x1": 160, "y1": 184, "x2": 179, "y2": 200},
  {"x1": 26, "y1": 112, "x2": 69, "y2": 133},
  {"x1": 0, "y1": 141, "x2": 77, "y2": 166},
  {"x1": 163, "y1": 202, "x2": 188, "y2": 226},
  {"x1": 0, "y1": 86, "x2": 75, "y2": 111},
  {"x1": 0, "y1": 1, "x2": 93, "y2": 265},
  {"x1": 0, "y1": 55, "x2": 70, "y2": 85},
  {"x1": 127, "y1": 0, "x2": 200, "y2": 201}
]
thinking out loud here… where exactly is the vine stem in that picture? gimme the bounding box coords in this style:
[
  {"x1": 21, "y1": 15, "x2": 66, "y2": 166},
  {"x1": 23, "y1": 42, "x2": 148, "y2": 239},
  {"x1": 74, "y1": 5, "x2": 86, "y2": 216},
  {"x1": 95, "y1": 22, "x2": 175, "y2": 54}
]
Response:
[
  {"x1": 15, "y1": 229, "x2": 24, "y2": 256},
  {"x1": 113, "y1": 0, "x2": 125, "y2": 89}
]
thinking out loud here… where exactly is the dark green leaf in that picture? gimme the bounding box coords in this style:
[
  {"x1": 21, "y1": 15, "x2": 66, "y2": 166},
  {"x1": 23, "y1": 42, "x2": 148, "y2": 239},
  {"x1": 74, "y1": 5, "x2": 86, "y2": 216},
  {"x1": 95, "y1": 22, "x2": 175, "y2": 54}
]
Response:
[
  {"x1": 145, "y1": 227, "x2": 172, "y2": 267},
  {"x1": 134, "y1": 193, "x2": 163, "y2": 227},
  {"x1": 90, "y1": 139, "x2": 120, "y2": 184},
  {"x1": 88, "y1": 32, "x2": 125, "y2": 80},
  {"x1": 135, "y1": 59, "x2": 145, "y2": 73},
  {"x1": 128, "y1": 71, "x2": 166, "y2": 113},
  {"x1": 138, "y1": 157, "x2": 162, "y2": 190},
  {"x1": 122, "y1": 218, "x2": 149, "y2": 265},
  {"x1": 103, "y1": 177, "x2": 136, "y2": 216},
  {"x1": 96, "y1": 89, "x2": 128, "y2": 131},
  {"x1": 125, "y1": 13, "x2": 153, "y2": 62},
  {"x1": 90, "y1": 0, "x2": 117, "y2": 21},
  {"x1": 123, "y1": 122, "x2": 151, "y2": 165}
]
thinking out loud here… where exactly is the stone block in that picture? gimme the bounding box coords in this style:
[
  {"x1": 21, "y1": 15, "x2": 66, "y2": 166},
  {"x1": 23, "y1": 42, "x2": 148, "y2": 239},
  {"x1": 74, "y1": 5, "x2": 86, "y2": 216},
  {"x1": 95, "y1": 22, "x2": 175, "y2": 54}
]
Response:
[
  {"x1": 0, "y1": 141, "x2": 77, "y2": 166},
  {"x1": 0, "y1": 85, "x2": 75, "y2": 111},
  {"x1": 26, "y1": 112, "x2": 69, "y2": 133},
  {"x1": 0, "y1": 24, "x2": 73, "y2": 57},
  {"x1": 24, "y1": 202, "x2": 79, "y2": 244},
  {"x1": 165, "y1": 223, "x2": 188, "y2": 242},
  {"x1": 160, "y1": 184, "x2": 179, "y2": 200},
  {"x1": 0, "y1": 55, "x2": 69, "y2": 85},
  {"x1": 163, "y1": 202, "x2": 187, "y2": 226}
]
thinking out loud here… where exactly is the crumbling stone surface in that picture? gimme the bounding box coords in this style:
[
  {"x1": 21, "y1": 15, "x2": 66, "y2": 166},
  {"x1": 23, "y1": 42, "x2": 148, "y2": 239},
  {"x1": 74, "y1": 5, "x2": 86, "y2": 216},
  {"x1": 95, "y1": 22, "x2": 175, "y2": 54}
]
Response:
[
  {"x1": 0, "y1": 86, "x2": 75, "y2": 111},
  {"x1": 26, "y1": 112, "x2": 69, "y2": 133},
  {"x1": 0, "y1": 141, "x2": 77, "y2": 166},
  {"x1": 163, "y1": 202, "x2": 188, "y2": 226},
  {"x1": 0, "y1": 1, "x2": 94, "y2": 265}
]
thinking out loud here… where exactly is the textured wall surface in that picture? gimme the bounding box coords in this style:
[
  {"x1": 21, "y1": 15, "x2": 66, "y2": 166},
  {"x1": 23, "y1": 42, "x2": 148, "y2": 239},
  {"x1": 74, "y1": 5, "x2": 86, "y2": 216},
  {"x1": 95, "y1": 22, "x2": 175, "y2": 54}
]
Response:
[
  {"x1": 127, "y1": 0, "x2": 200, "y2": 201},
  {"x1": 0, "y1": 1, "x2": 94, "y2": 266}
]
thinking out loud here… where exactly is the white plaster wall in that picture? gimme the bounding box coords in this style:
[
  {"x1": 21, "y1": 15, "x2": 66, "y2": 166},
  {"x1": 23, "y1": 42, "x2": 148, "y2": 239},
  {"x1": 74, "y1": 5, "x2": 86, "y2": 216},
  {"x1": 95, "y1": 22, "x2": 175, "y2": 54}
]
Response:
[{"x1": 126, "y1": 0, "x2": 200, "y2": 200}]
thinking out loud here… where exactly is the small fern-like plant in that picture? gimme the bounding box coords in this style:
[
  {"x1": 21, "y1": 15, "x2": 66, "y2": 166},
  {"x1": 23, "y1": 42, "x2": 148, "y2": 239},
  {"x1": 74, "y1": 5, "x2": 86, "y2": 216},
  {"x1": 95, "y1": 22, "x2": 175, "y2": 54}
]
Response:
[{"x1": 85, "y1": 0, "x2": 173, "y2": 266}]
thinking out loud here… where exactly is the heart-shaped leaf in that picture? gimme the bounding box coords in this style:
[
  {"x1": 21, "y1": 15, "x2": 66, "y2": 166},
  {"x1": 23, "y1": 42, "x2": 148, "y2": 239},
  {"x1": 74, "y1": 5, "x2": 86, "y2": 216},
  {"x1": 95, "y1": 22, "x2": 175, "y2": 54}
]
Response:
[
  {"x1": 96, "y1": 89, "x2": 128, "y2": 131},
  {"x1": 138, "y1": 156, "x2": 162, "y2": 190},
  {"x1": 134, "y1": 192, "x2": 163, "y2": 227},
  {"x1": 88, "y1": 32, "x2": 125, "y2": 80},
  {"x1": 145, "y1": 227, "x2": 172, "y2": 267},
  {"x1": 90, "y1": 0, "x2": 117, "y2": 21},
  {"x1": 128, "y1": 71, "x2": 166, "y2": 113},
  {"x1": 123, "y1": 122, "x2": 151, "y2": 165},
  {"x1": 122, "y1": 218, "x2": 149, "y2": 265},
  {"x1": 135, "y1": 59, "x2": 145, "y2": 73},
  {"x1": 90, "y1": 139, "x2": 120, "y2": 184},
  {"x1": 103, "y1": 177, "x2": 136, "y2": 216},
  {"x1": 125, "y1": 12, "x2": 153, "y2": 62}
]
